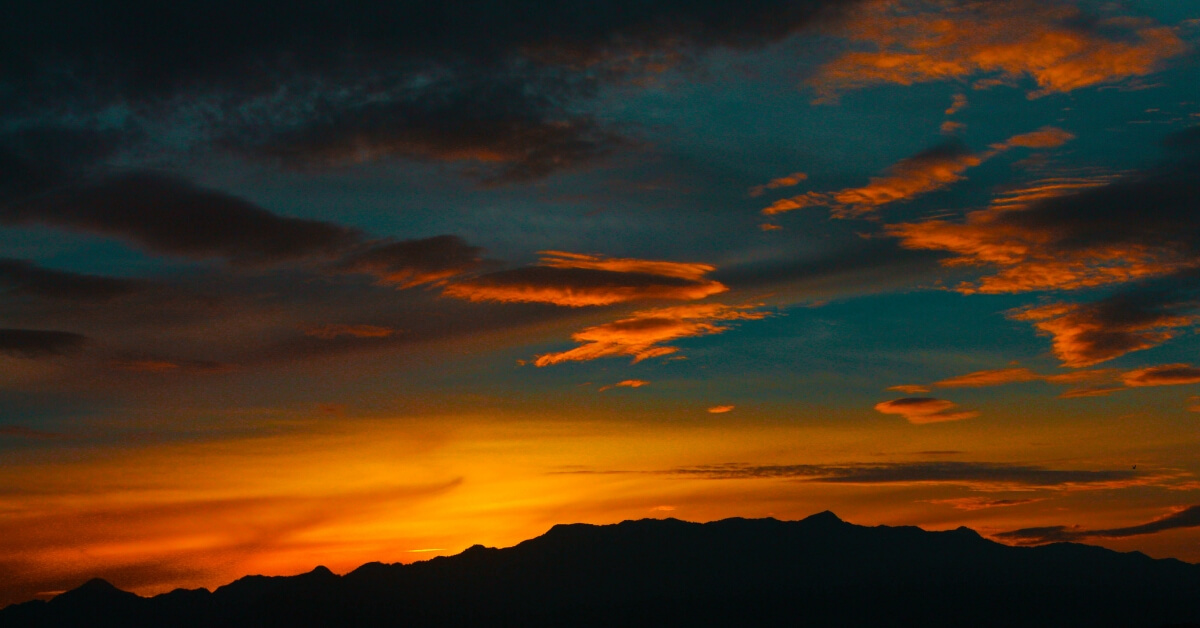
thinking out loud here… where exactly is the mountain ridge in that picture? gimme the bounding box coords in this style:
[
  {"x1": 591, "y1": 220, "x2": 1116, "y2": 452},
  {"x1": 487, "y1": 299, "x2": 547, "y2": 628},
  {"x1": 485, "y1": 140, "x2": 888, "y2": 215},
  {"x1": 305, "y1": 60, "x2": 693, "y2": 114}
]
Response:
[{"x1": 3, "y1": 511, "x2": 1199, "y2": 627}]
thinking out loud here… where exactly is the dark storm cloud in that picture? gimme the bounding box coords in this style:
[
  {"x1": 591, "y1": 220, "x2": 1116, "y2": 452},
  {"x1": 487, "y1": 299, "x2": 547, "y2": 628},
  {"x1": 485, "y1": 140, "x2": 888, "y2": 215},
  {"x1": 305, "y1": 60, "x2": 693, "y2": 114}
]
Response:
[
  {"x1": 0, "y1": 173, "x2": 360, "y2": 265},
  {"x1": 0, "y1": 329, "x2": 87, "y2": 358},
  {"x1": 0, "y1": 258, "x2": 141, "y2": 301},
  {"x1": 996, "y1": 505, "x2": 1200, "y2": 545},
  {"x1": 1, "y1": 0, "x2": 861, "y2": 181}
]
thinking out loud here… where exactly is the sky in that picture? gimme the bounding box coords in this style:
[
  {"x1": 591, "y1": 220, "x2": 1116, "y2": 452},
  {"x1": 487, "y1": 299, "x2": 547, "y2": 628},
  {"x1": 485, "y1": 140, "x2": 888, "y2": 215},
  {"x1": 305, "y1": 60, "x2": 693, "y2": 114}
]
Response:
[{"x1": 2, "y1": 0, "x2": 1200, "y2": 607}]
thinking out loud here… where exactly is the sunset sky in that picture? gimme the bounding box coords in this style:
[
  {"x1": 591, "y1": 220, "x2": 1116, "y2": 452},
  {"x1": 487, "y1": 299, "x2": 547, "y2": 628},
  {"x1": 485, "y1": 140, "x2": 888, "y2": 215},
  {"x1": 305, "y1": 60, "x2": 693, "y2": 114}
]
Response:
[{"x1": 3, "y1": 0, "x2": 1200, "y2": 607}]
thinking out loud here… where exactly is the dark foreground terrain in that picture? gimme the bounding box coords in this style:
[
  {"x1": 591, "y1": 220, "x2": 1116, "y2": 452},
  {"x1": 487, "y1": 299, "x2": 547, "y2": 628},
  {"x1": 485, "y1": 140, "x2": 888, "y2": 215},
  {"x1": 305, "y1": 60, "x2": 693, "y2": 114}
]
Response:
[{"x1": 3, "y1": 512, "x2": 1199, "y2": 627}]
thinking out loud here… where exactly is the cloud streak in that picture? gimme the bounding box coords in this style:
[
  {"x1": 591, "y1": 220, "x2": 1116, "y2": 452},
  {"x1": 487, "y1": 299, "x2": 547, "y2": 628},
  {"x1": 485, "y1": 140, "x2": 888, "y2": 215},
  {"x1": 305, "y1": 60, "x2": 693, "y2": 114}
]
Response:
[
  {"x1": 534, "y1": 304, "x2": 769, "y2": 366},
  {"x1": 0, "y1": 173, "x2": 359, "y2": 265},
  {"x1": 663, "y1": 461, "x2": 1158, "y2": 491},
  {"x1": 444, "y1": 252, "x2": 727, "y2": 307},
  {"x1": 873, "y1": 397, "x2": 977, "y2": 424},
  {"x1": 764, "y1": 130, "x2": 1072, "y2": 218},
  {"x1": 996, "y1": 505, "x2": 1200, "y2": 545}
]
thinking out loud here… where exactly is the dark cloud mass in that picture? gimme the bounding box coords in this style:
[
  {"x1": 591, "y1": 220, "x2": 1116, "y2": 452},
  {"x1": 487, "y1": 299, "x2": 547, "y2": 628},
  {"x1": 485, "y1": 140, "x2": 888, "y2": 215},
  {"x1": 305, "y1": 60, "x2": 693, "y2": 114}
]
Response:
[
  {"x1": 235, "y1": 80, "x2": 624, "y2": 184},
  {"x1": 0, "y1": 328, "x2": 87, "y2": 358},
  {"x1": 0, "y1": 258, "x2": 140, "y2": 301},
  {"x1": 997, "y1": 505, "x2": 1200, "y2": 545},
  {"x1": 0, "y1": 0, "x2": 861, "y2": 181},
  {"x1": 1, "y1": 0, "x2": 857, "y2": 100},
  {"x1": 335, "y1": 236, "x2": 485, "y2": 288},
  {"x1": 0, "y1": 173, "x2": 360, "y2": 265}
]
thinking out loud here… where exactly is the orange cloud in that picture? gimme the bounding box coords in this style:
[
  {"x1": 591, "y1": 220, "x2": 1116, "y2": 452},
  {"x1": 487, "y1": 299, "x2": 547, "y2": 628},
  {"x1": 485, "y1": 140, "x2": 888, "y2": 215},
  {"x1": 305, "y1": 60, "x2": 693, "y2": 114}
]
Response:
[
  {"x1": 1058, "y1": 386, "x2": 1125, "y2": 399},
  {"x1": 1189, "y1": 396, "x2": 1200, "y2": 412},
  {"x1": 873, "y1": 397, "x2": 977, "y2": 424},
  {"x1": 940, "y1": 120, "x2": 966, "y2": 134},
  {"x1": 764, "y1": 131, "x2": 1071, "y2": 218},
  {"x1": 443, "y1": 251, "x2": 727, "y2": 307},
  {"x1": 533, "y1": 304, "x2": 769, "y2": 366},
  {"x1": 1122, "y1": 364, "x2": 1200, "y2": 387},
  {"x1": 933, "y1": 367, "x2": 1113, "y2": 388},
  {"x1": 749, "y1": 172, "x2": 807, "y2": 197},
  {"x1": 934, "y1": 368, "x2": 1041, "y2": 387},
  {"x1": 990, "y1": 127, "x2": 1076, "y2": 150},
  {"x1": 888, "y1": 384, "x2": 931, "y2": 394},
  {"x1": 810, "y1": 0, "x2": 1185, "y2": 101},
  {"x1": 945, "y1": 93, "x2": 968, "y2": 116},
  {"x1": 303, "y1": 324, "x2": 397, "y2": 340},
  {"x1": 1010, "y1": 302, "x2": 1195, "y2": 368},
  {"x1": 886, "y1": 174, "x2": 1189, "y2": 294},
  {"x1": 598, "y1": 379, "x2": 649, "y2": 392},
  {"x1": 707, "y1": 405, "x2": 735, "y2": 414}
]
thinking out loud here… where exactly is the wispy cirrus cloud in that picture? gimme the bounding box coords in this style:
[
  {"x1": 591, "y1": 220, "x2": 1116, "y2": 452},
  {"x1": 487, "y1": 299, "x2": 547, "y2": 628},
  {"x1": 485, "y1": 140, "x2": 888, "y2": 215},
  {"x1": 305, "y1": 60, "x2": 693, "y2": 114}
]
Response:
[
  {"x1": 748, "y1": 172, "x2": 807, "y2": 197},
  {"x1": 873, "y1": 397, "x2": 977, "y2": 424},
  {"x1": 763, "y1": 129, "x2": 1072, "y2": 218},
  {"x1": 444, "y1": 251, "x2": 727, "y2": 307},
  {"x1": 933, "y1": 367, "x2": 1111, "y2": 388},
  {"x1": 996, "y1": 505, "x2": 1200, "y2": 545},
  {"x1": 809, "y1": 0, "x2": 1185, "y2": 102},
  {"x1": 598, "y1": 379, "x2": 649, "y2": 392},
  {"x1": 533, "y1": 303, "x2": 769, "y2": 366}
]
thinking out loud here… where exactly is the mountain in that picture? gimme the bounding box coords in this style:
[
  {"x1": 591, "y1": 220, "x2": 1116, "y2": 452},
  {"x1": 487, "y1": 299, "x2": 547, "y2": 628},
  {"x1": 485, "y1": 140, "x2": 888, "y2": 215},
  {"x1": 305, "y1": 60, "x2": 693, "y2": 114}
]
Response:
[{"x1": 3, "y1": 512, "x2": 1199, "y2": 627}]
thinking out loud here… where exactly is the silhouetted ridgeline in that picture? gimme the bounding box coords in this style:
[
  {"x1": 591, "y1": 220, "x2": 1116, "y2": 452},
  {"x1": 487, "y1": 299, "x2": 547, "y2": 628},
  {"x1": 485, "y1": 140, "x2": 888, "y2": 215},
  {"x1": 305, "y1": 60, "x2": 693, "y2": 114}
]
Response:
[{"x1": 3, "y1": 512, "x2": 1200, "y2": 627}]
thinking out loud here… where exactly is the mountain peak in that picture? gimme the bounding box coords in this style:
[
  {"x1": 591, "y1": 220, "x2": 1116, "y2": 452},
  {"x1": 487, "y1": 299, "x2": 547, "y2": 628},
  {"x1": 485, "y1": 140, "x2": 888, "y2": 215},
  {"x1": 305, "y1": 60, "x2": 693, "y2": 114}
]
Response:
[
  {"x1": 76, "y1": 578, "x2": 120, "y2": 592},
  {"x1": 803, "y1": 510, "x2": 845, "y2": 524}
]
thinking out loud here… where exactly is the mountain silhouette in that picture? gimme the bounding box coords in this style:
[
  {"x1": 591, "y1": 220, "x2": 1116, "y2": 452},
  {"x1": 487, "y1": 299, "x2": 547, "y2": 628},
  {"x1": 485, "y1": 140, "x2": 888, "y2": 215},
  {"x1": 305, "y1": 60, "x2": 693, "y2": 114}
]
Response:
[{"x1": 3, "y1": 512, "x2": 1199, "y2": 627}]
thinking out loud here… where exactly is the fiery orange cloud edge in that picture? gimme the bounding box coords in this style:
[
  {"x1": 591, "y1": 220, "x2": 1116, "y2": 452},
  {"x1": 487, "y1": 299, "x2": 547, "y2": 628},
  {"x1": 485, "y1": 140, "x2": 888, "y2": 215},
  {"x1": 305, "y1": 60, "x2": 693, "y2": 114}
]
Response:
[
  {"x1": 533, "y1": 304, "x2": 771, "y2": 367},
  {"x1": 808, "y1": 0, "x2": 1186, "y2": 103},
  {"x1": 881, "y1": 363, "x2": 1200, "y2": 419},
  {"x1": 761, "y1": 128, "x2": 1074, "y2": 218}
]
